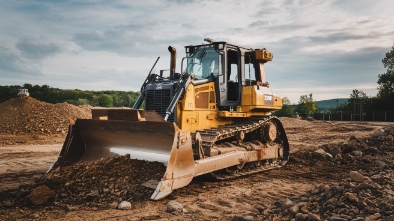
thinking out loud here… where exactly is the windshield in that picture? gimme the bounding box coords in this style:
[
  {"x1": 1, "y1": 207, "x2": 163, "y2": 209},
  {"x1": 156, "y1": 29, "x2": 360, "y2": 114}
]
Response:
[{"x1": 187, "y1": 47, "x2": 219, "y2": 80}]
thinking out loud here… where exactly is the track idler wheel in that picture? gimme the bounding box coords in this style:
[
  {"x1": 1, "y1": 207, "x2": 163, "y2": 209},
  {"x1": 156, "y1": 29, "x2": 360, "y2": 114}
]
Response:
[{"x1": 262, "y1": 122, "x2": 277, "y2": 142}]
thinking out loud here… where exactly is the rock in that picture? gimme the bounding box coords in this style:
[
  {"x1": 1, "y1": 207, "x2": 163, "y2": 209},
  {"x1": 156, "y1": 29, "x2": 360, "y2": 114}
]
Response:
[
  {"x1": 307, "y1": 213, "x2": 321, "y2": 221},
  {"x1": 166, "y1": 200, "x2": 184, "y2": 213},
  {"x1": 87, "y1": 190, "x2": 100, "y2": 197},
  {"x1": 300, "y1": 205, "x2": 309, "y2": 213},
  {"x1": 65, "y1": 205, "x2": 79, "y2": 211},
  {"x1": 330, "y1": 184, "x2": 342, "y2": 192},
  {"x1": 290, "y1": 204, "x2": 300, "y2": 214},
  {"x1": 334, "y1": 154, "x2": 342, "y2": 161},
  {"x1": 263, "y1": 208, "x2": 273, "y2": 216},
  {"x1": 285, "y1": 198, "x2": 294, "y2": 206},
  {"x1": 300, "y1": 196, "x2": 309, "y2": 202},
  {"x1": 350, "y1": 171, "x2": 368, "y2": 183},
  {"x1": 117, "y1": 201, "x2": 131, "y2": 210},
  {"x1": 372, "y1": 129, "x2": 385, "y2": 137},
  {"x1": 295, "y1": 213, "x2": 308, "y2": 220},
  {"x1": 330, "y1": 147, "x2": 342, "y2": 157},
  {"x1": 345, "y1": 192, "x2": 359, "y2": 203},
  {"x1": 313, "y1": 148, "x2": 333, "y2": 160},
  {"x1": 110, "y1": 201, "x2": 118, "y2": 209},
  {"x1": 323, "y1": 204, "x2": 335, "y2": 211},
  {"x1": 290, "y1": 202, "x2": 307, "y2": 214},
  {"x1": 26, "y1": 185, "x2": 55, "y2": 205},
  {"x1": 273, "y1": 201, "x2": 282, "y2": 207},
  {"x1": 351, "y1": 150, "x2": 363, "y2": 157},
  {"x1": 231, "y1": 215, "x2": 254, "y2": 221},
  {"x1": 365, "y1": 213, "x2": 381, "y2": 221}
]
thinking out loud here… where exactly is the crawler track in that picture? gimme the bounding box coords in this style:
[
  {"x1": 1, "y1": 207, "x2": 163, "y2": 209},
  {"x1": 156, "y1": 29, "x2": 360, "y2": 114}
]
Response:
[{"x1": 194, "y1": 117, "x2": 290, "y2": 180}]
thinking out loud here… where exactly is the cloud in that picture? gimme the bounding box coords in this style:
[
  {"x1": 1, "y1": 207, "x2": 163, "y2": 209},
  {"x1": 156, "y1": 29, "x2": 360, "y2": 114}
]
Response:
[
  {"x1": 73, "y1": 19, "x2": 203, "y2": 57},
  {"x1": 73, "y1": 21, "x2": 157, "y2": 56},
  {"x1": 0, "y1": 46, "x2": 41, "y2": 77},
  {"x1": 16, "y1": 39, "x2": 62, "y2": 60}
]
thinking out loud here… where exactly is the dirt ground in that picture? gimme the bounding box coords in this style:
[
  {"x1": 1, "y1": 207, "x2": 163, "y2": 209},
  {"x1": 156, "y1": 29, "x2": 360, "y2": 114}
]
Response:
[{"x1": 0, "y1": 118, "x2": 393, "y2": 220}]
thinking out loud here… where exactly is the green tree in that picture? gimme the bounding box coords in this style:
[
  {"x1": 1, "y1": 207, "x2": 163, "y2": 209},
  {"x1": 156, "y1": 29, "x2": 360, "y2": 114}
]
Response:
[
  {"x1": 348, "y1": 89, "x2": 372, "y2": 110},
  {"x1": 349, "y1": 89, "x2": 368, "y2": 100},
  {"x1": 98, "y1": 94, "x2": 113, "y2": 107},
  {"x1": 118, "y1": 93, "x2": 132, "y2": 107},
  {"x1": 298, "y1": 93, "x2": 317, "y2": 116},
  {"x1": 112, "y1": 94, "x2": 119, "y2": 106},
  {"x1": 274, "y1": 97, "x2": 296, "y2": 117},
  {"x1": 378, "y1": 44, "x2": 394, "y2": 96}
]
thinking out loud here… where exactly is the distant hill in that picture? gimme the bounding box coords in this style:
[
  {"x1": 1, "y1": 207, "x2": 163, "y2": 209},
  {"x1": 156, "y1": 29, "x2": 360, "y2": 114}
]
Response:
[{"x1": 316, "y1": 98, "x2": 348, "y2": 110}]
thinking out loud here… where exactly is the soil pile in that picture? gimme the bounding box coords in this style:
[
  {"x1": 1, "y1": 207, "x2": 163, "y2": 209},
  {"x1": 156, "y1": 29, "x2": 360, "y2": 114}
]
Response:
[
  {"x1": 0, "y1": 155, "x2": 166, "y2": 210},
  {"x1": 0, "y1": 97, "x2": 91, "y2": 136},
  {"x1": 279, "y1": 117, "x2": 313, "y2": 129}
]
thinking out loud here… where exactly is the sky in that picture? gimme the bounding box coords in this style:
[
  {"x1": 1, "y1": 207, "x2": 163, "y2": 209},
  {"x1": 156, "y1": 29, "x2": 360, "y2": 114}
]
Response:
[{"x1": 0, "y1": 0, "x2": 393, "y2": 103}]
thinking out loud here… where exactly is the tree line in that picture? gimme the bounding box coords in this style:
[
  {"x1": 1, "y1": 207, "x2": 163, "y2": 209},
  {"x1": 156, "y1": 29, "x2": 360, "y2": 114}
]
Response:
[
  {"x1": 275, "y1": 44, "x2": 394, "y2": 117},
  {"x1": 0, "y1": 84, "x2": 140, "y2": 108}
]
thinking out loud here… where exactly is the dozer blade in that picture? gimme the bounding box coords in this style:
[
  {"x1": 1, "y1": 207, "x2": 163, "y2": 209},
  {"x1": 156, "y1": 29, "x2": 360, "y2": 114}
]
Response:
[{"x1": 51, "y1": 118, "x2": 196, "y2": 200}]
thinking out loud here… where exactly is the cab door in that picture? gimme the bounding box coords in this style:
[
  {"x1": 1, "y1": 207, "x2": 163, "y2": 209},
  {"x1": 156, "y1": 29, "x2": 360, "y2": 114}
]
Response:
[{"x1": 215, "y1": 46, "x2": 242, "y2": 110}]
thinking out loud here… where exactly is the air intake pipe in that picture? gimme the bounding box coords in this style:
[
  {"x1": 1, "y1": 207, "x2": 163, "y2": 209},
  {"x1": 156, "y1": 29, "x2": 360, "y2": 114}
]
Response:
[{"x1": 168, "y1": 46, "x2": 176, "y2": 79}]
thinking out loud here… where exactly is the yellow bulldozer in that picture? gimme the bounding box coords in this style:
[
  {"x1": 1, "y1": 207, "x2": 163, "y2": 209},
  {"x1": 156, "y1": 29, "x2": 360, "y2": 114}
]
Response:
[{"x1": 51, "y1": 38, "x2": 289, "y2": 200}]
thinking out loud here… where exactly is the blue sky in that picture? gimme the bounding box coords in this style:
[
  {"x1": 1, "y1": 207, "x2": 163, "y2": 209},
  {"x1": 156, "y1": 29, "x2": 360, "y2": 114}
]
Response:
[{"x1": 0, "y1": 0, "x2": 393, "y2": 103}]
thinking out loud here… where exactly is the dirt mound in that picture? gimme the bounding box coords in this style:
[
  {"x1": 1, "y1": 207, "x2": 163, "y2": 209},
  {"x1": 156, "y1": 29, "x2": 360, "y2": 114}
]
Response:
[
  {"x1": 0, "y1": 155, "x2": 166, "y2": 210},
  {"x1": 279, "y1": 117, "x2": 313, "y2": 129},
  {"x1": 0, "y1": 97, "x2": 91, "y2": 136}
]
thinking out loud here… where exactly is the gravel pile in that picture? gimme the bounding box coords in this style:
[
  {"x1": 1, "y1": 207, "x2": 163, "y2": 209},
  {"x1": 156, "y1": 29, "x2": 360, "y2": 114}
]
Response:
[
  {"x1": 0, "y1": 96, "x2": 91, "y2": 135},
  {"x1": 0, "y1": 155, "x2": 167, "y2": 210}
]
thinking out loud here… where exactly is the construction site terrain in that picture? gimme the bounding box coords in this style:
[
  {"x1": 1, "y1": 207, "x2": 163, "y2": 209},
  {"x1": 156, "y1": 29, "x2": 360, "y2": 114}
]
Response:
[{"x1": 0, "y1": 97, "x2": 393, "y2": 220}]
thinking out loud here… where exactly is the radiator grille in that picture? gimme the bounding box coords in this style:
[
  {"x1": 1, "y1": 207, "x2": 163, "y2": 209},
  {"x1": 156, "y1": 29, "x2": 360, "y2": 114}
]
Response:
[
  {"x1": 146, "y1": 89, "x2": 174, "y2": 122},
  {"x1": 195, "y1": 92, "x2": 209, "y2": 109}
]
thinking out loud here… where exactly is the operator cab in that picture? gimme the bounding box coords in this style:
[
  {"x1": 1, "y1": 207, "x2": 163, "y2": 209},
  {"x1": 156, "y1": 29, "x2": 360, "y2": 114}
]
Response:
[{"x1": 184, "y1": 39, "x2": 272, "y2": 111}]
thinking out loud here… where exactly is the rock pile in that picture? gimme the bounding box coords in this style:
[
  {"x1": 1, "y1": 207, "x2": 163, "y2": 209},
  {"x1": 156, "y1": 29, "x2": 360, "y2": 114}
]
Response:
[
  {"x1": 0, "y1": 96, "x2": 91, "y2": 135},
  {"x1": 0, "y1": 155, "x2": 166, "y2": 210},
  {"x1": 261, "y1": 126, "x2": 394, "y2": 220}
]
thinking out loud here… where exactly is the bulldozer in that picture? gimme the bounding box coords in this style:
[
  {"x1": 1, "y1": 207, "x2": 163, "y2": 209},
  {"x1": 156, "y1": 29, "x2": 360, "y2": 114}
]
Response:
[{"x1": 51, "y1": 38, "x2": 289, "y2": 200}]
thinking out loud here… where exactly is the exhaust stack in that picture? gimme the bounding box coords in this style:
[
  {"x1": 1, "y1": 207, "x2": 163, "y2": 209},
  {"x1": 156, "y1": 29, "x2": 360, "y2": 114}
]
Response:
[{"x1": 168, "y1": 46, "x2": 176, "y2": 79}]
